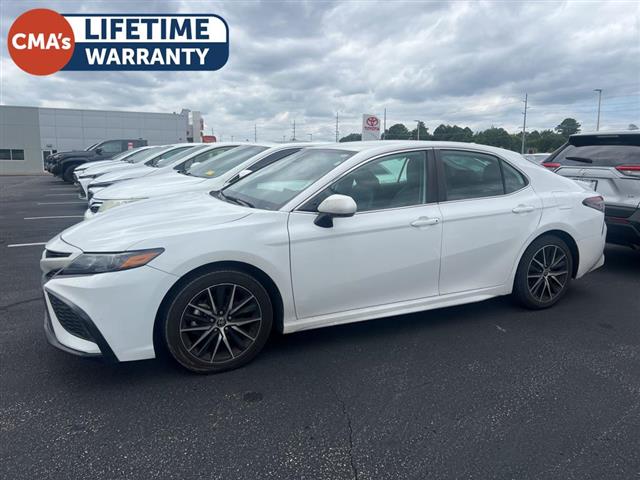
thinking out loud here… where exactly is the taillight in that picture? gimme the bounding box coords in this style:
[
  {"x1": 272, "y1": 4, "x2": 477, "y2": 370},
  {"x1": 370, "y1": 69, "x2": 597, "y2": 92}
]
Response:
[
  {"x1": 615, "y1": 165, "x2": 640, "y2": 178},
  {"x1": 582, "y1": 195, "x2": 605, "y2": 212},
  {"x1": 542, "y1": 162, "x2": 560, "y2": 170}
]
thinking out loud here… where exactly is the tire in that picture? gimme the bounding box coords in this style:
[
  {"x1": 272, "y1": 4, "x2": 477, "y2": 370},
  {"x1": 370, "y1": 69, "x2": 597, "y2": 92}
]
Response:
[
  {"x1": 62, "y1": 164, "x2": 78, "y2": 183},
  {"x1": 513, "y1": 234, "x2": 573, "y2": 309},
  {"x1": 163, "y1": 269, "x2": 273, "y2": 373}
]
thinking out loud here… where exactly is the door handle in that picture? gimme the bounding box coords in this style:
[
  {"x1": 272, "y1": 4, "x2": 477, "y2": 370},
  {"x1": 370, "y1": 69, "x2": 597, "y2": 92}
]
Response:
[
  {"x1": 512, "y1": 204, "x2": 535, "y2": 214},
  {"x1": 411, "y1": 217, "x2": 440, "y2": 227}
]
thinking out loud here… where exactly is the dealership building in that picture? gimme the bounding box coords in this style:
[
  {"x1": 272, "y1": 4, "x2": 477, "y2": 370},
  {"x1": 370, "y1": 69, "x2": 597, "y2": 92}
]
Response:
[{"x1": 0, "y1": 105, "x2": 203, "y2": 175}]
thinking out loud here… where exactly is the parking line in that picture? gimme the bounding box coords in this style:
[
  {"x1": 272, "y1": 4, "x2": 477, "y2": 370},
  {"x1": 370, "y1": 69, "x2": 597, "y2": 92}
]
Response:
[
  {"x1": 37, "y1": 201, "x2": 86, "y2": 205},
  {"x1": 24, "y1": 215, "x2": 84, "y2": 220},
  {"x1": 45, "y1": 193, "x2": 79, "y2": 196},
  {"x1": 7, "y1": 242, "x2": 47, "y2": 248}
]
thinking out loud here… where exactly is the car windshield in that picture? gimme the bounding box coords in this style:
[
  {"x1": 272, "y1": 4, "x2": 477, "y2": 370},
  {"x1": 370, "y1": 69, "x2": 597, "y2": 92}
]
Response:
[
  {"x1": 188, "y1": 145, "x2": 269, "y2": 178},
  {"x1": 219, "y1": 148, "x2": 356, "y2": 210},
  {"x1": 126, "y1": 146, "x2": 163, "y2": 163},
  {"x1": 147, "y1": 145, "x2": 204, "y2": 168},
  {"x1": 85, "y1": 142, "x2": 99, "y2": 151}
]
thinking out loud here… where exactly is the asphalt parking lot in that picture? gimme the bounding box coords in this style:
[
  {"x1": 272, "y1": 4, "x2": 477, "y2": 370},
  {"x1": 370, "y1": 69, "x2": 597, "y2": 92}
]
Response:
[{"x1": 1, "y1": 175, "x2": 639, "y2": 480}]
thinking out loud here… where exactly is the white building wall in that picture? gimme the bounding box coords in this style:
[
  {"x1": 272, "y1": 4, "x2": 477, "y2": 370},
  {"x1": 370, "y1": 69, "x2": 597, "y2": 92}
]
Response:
[{"x1": 1, "y1": 105, "x2": 191, "y2": 175}]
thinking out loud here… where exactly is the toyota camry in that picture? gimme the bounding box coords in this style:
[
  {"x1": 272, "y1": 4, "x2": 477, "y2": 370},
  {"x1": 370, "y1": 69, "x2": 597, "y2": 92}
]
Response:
[{"x1": 41, "y1": 141, "x2": 606, "y2": 373}]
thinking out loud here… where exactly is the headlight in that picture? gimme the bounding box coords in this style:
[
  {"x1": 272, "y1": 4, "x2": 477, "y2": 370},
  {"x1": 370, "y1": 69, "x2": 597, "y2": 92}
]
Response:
[
  {"x1": 89, "y1": 181, "x2": 113, "y2": 189},
  {"x1": 59, "y1": 249, "x2": 164, "y2": 276},
  {"x1": 79, "y1": 173, "x2": 98, "y2": 179},
  {"x1": 97, "y1": 198, "x2": 146, "y2": 213}
]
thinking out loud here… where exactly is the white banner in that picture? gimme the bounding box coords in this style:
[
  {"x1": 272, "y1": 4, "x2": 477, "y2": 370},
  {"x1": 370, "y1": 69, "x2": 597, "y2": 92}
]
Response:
[{"x1": 361, "y1": 114, "x2": 380, "y2": 140}]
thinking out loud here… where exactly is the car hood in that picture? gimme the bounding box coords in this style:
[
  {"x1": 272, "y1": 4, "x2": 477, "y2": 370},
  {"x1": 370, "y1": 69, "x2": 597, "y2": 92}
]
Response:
[
  {"x1": 91, "y1": 165, "x2": 154, "y2": 184},
  {"x1": 61, "y1": 191, "x2": 252, "y2": 251},
  {"x1": 84, "y1": 162, "x2": 142, "y2": 177},
  {"x1": 94, "y1": 172, "x2": 211, "y2": 200},
  {"x1": 59, "y1": 150, "x2": 95, "y2": 159}
]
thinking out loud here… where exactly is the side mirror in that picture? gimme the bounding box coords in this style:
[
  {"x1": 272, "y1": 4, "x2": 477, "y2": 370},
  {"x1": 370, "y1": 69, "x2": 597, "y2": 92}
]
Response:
[
  {"x1": 95, "y1": 148, "x2": 103, "y2": 155},
  {"x1": 314, "y1": 194, "x2": 357, "y2": 228}
]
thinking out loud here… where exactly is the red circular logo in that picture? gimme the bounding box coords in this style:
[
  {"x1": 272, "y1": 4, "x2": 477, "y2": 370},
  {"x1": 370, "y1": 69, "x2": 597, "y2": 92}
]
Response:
[
  {"x1": 366, "y1": 116, "x2": 379, "y2": 127},
  {"x1": 8, "y1": 9, "x2": 75, "y2": 76}
]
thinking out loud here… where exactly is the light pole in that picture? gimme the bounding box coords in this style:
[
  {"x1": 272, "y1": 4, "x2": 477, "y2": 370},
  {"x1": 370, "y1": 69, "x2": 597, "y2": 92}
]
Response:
[
  {"x1": 308, "y1": 133, "x2": 313, "y2": 142},
  {"x1": 594, "y1": 89, "x2": 602, "y2": 131},
  {"x1": 414, "y1": 120, "x2": 420, "y2": 141}
]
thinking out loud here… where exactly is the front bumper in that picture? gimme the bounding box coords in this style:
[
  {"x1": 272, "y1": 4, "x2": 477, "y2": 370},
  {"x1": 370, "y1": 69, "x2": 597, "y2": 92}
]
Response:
[
  {"x1": 41, "y1": 239, "x2": 178, "y2": 362},
  {"x1": 44, "y1": 290, "x2": 117, "y2": 362},
  {"x1": 605, "y1": 205, "x2": 640, "y2": 247}
]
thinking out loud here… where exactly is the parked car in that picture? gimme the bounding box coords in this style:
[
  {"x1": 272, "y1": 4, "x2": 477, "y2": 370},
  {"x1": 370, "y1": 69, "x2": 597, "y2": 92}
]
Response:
[
  {"x1": 45, "y1": 139, "x2": 148, "y2": 182},
  {"x1": 523, "y1": 153, "x2": 550, "y2": 164},
  {"x1": 85, "y1": 143, "x2": 316, "y2": 218},
  {"x1": 85, "y1": 143, "x2": 214, "y2": 200},
  {"x1": 72, "y1": 145, "x2": 154, "y2": 177},
  {"x1": 542, "y1": 131, "x2": 639, "y2": 248},
  {"x1": 41, "y1": 141, "x2": 606, "y2": 373},
  {"x1": 75, "y1": 146, "x2": 167, "y2": 198}
]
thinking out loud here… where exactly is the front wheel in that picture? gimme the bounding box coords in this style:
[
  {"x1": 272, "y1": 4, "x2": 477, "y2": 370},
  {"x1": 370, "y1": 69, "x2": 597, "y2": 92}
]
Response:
[
  {"x1": 62, "y1": 164, "x2": 78, "y2": 183},
  {"x1": 513, "y1": 235, "x2": 573, "y2": 309},
  {"x1": 164, "y1": 270, "x2": 273, "y2": 373}
]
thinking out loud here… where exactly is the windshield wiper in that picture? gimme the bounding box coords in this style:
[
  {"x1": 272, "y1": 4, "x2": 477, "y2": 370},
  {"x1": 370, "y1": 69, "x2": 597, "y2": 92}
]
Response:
[
  {"x1": 218, "y1": 191, "x2": 254, "y2": 208},
  {"x1": 565, "y1": 156, "x2": 594, "y2": 164}
]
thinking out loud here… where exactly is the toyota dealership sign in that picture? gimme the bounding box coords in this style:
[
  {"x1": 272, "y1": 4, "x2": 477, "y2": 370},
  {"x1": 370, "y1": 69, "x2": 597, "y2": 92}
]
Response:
[{"x1": 361, "y1": 113, "x2": 381, "y2": 140}]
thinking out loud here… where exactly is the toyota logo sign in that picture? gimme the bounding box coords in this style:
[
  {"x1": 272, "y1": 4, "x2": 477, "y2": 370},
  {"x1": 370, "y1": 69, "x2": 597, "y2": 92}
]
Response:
[{"x1": 366, "y1": 116, "x2": 379, "y2": 127}]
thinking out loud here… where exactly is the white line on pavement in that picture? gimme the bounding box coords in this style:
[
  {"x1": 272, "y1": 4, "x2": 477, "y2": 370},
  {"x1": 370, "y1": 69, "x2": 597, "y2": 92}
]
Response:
[
  {"x1": 37, "y1": 201, "x2": 86, "y2": 205},
  {"x1": 45, "y1": 193, "x2": 79, "y2": 196},
  {"x1": 7, "y1": 242, "x2": 47, "y2": 248},
  {"x1": 24, "y1": 215, "x2": 84, "y2": 220}
]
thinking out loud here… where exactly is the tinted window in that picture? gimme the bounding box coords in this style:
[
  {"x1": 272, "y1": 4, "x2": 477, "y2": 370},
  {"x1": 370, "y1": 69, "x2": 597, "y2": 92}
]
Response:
[
  {"x1": 305, "y1": 152, "x2": 426, "y2": 212},
  {"x1": 502, "y1": 161, "x2": 527, "y2": 193},
  {"x1": 0, "y1": 149, "x2": 10, "y2": 160},
  {"x1": 553, "y1": 144, "x2": 640, "y2": 167},
  {"x1": 221, "y1": 149, "x2": 355, "y2": 210},
  {"x1": 441, "y1": 151, "x2": 503, "y2": 200},
  {"x1": 11, "y1": 149, "x2": 25, "y2": 160},
  {"x1": 98, "y1": 140, "x2": 123, "y2": 154}
]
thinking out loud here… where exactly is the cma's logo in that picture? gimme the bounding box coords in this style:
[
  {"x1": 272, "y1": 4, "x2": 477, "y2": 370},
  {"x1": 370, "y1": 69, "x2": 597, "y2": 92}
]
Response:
[{"x1": 8, "y1": 8, "x2": 229, "y2": 76}]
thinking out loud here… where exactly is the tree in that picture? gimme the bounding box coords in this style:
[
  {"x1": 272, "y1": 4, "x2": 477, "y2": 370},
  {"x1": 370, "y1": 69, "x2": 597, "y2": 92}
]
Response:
[
  {"x1": 339, "y1": 133, "x2": 362, "y2": 142},
  {"x1": 555, "y1": 118, "x2": 581, "y2": 138},
  {"x1": 473, "y1": 127, "x2": 513, "y2": 149},
  {"x1": 628, "y1": 124, "x2": 639, "y2": 131},
  {"x1": 384, "y1": 123, "x2": 411, "y2": 140},
  {"x1": 410, "y1": 121, "x2": 431, "y2": 140},
  {"x1": 433, "y1": 124, "x2": 473, "y2": 142}
]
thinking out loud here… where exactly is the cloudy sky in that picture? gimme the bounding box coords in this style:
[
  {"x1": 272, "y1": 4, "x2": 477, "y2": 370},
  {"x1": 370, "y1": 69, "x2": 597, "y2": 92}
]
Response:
[{"x1": 1, "y1": 0, "x2": 638, "y2": 141}]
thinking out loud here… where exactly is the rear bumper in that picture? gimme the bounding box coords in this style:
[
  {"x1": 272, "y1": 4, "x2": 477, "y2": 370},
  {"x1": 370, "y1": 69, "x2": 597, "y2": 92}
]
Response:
[{"x1": 605, "y1": 204, "x2": 640, "y2": 247}]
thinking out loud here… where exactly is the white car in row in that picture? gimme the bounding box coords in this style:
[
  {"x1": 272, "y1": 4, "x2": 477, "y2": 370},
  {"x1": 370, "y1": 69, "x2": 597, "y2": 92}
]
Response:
[
  {"x1": 75, "y1": 145, "x2": 186, "y2": 198},
  {"x1": 73, "y1": 146, "x2": 154, "y2": 179},
  {"x1": 85, "y1": 143, "x2": 219, "y2": 200},
  {"x1": 41, "y1": 141, "x2": 606, "y2": 373},
  {"x1": 85, "y1": 143, "x2": 316, "y2": 218}
]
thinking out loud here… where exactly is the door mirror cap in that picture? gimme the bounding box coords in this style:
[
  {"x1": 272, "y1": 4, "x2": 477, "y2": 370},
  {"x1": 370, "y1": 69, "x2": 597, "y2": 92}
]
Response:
[
  {"x1": 315, "y1": 194, "x2": 357, "y2": 228},
  {"x1": 237, "y1": 169, "x2": 253, "y2": 179},
  {"x1": 95, "y1": 148, "x2": 103, "y2": 155}
]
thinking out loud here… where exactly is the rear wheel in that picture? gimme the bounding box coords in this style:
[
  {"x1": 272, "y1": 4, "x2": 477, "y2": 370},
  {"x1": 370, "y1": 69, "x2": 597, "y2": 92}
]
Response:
[
  {"x1": 164, "y1": 270, "x2": 273, "y2": 373},
  {"x1": 513, "y1": 235, "x2": 573, "y2": 309}
]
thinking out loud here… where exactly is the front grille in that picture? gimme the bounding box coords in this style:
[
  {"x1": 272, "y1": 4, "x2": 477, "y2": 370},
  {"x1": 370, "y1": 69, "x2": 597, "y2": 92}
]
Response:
[
  {"x1": 87, "y1": 190, "x2": 94, "y2": 201},
  {"x1": 48, "y1": 293, "x2": 94, "y2": 342},
  {"x1": 45, "y1": 250, "x2": 71, "y2": 258}
]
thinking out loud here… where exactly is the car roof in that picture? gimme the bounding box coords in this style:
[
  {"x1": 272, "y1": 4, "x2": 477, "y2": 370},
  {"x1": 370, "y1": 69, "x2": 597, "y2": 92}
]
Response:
[{"x1": 570, "y1": 130, "x2": 640, "y2": 137}]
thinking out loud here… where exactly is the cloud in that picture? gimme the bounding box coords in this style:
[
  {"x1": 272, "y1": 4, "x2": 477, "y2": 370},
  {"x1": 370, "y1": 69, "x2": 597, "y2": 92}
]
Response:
[{"x1": 0, "y1": 0, "x2": 638, "y2": 141}]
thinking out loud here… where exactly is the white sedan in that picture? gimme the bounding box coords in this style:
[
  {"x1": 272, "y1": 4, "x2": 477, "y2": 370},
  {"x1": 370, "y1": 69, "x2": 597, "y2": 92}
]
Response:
[
  {"x1": 84, "y1": 143, "x2": 308, "y2": 218},
  {"x1": 41, "y1": 141, "x2": 606, "y2": 373}
]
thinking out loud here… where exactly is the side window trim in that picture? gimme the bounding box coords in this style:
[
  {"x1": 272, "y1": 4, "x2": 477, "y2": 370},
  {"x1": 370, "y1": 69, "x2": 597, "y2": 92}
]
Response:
[{"x1": 434, "y1": 148, "x2": 529, "y2": 202}]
